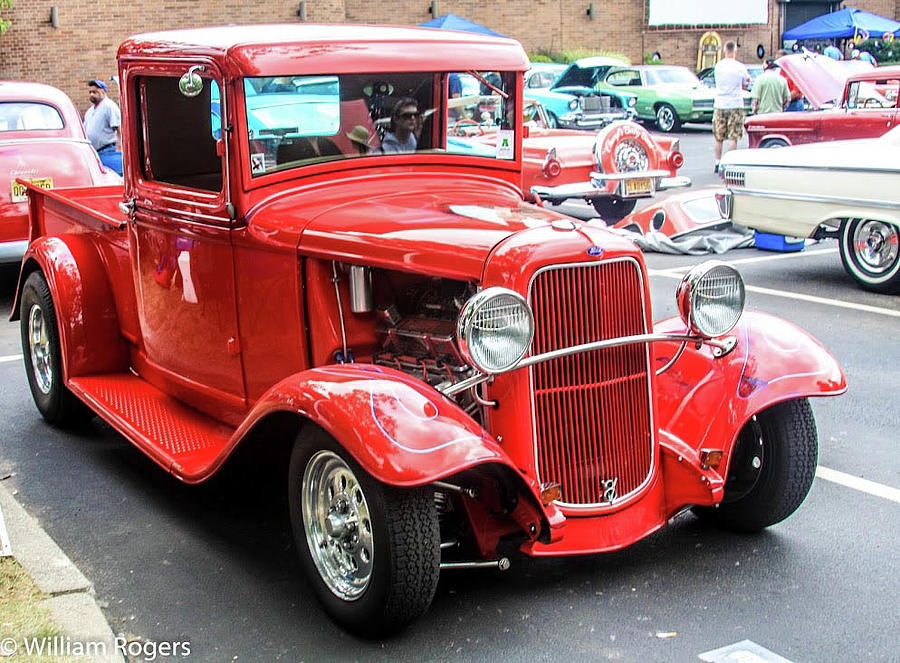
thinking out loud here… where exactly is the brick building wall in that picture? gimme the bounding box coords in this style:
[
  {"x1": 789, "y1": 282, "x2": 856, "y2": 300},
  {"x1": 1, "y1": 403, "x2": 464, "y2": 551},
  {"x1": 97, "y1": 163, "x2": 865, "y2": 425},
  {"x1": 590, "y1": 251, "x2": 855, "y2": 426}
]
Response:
[{"x1": 1, "y1": 0, "x2": 898, "y2": 113}]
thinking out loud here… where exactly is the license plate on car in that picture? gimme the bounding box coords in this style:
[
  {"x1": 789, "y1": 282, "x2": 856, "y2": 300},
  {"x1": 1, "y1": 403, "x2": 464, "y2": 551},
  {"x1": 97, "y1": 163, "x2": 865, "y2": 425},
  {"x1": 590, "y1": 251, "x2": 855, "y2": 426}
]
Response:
[
  {"x1": 10, "y1": 177, "x2": 53, "y2": 203},
  {"x1": 624, "y1": 178, "x2": 651, "y2": 196}
]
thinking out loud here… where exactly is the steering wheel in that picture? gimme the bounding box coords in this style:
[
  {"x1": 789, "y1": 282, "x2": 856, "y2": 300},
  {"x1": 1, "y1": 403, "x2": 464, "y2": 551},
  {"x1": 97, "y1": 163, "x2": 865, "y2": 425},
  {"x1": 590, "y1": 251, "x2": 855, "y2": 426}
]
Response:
[
  {"x1": 861, "y1": 97, "x2": 884, "y2": 108},
  {"x1": 451, "y1": 118, "x2": 486, "y2": 136}
]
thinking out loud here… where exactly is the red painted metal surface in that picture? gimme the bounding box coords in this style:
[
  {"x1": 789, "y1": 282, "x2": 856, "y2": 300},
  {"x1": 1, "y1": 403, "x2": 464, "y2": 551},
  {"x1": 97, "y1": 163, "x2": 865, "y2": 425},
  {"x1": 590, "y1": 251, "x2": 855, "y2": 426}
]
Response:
[
  {"x1": 530, "y1": 260, "x2": 652, "y2": 507},
  {"x1": 746, "y1": 64, "x2": 900, "y2": 148}
]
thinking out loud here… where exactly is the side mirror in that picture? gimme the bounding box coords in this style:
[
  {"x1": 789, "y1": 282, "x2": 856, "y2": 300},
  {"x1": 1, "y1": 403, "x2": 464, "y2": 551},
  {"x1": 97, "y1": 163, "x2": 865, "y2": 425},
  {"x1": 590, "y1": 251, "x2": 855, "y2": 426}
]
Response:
[{"x1": 179, "y1": 65, "x2": 206, "y2": 97}]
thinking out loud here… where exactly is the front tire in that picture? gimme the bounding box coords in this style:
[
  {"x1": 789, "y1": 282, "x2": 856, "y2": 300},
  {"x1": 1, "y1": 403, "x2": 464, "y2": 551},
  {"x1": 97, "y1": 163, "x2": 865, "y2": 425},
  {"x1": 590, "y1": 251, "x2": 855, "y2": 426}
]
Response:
[
  {"x1": 590, "y1": 197, "x2": 638, "y2": 223},
  {"x1": 19, "y1": 271, "x2": 91, "y2": 426},
  {"x1": 288, "y1": 429, "x2": 440, "y2": 636},
  {"x1": 694, "y1": 399, "x2": 817, "y2": 533},
  {"x1": 546, "y1": 111, "x2": 559, "y2": 128},
  {"x1": 760, "y1": 138, "x2": 789, "y2": 149},
  {"x1": 655, "y1": 103, "x2": 681, "y2": 132},
  {"x1": 839, "y1": 218, "x2": 900, "y2": 293}
]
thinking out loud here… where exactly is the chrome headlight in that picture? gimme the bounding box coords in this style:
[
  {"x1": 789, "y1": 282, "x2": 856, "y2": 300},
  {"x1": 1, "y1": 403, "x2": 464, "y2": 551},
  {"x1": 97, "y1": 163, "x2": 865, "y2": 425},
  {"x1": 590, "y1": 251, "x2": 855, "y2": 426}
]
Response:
[
  {"x1": 568, "y1": 98, "x2": 579, "y2": 110},
  {"x1": 676, "y1": 262, "x2": 745, "y2": 338},
  {"x1": 457, "y1": 287, "x2": 534, "y2": 374},
  {"x1": 628, "y1": 96, "x2": 636, "y2": 107}
]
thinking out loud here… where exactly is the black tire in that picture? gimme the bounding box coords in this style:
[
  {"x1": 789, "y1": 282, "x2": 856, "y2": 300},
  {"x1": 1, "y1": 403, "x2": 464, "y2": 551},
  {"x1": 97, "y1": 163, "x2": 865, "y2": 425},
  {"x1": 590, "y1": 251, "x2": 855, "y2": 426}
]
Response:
[
  {"x1": 839, "y1": 218, "x2": 900, "y2": 294},
  {"x1": 694, "y1": 399, "x2": 817, "y2": 533},
  {"x1": 546, "y1": 111, "x2": 559, "y2": 129},
  {"x1": 760, "y1": 138, "x2": 789, "y2": 149},
  {"x1": 655, "y1": 103, "x2": 681, "y2": 132},
  {"x1": 590, "y1": 197, "x2": 638, "y2": 223},
  {"x1": 288, "y1": 428, "x2": 440, "y2": 637},
  {"x1": 19, "y1": 271, "x2": 91, "y2": 426}
]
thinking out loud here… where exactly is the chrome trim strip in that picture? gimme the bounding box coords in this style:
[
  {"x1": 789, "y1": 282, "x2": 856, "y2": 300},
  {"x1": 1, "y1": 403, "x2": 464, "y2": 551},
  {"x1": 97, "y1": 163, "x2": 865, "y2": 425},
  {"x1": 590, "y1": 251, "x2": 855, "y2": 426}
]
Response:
[
  {"x1": 732, "y1": 187, "x2": 900, "y2": 212},
  {"x1": 525, "y1": 257, "x2": 656, "y2": 513},
  {"x1": 725, "y1": 162, "x2": 900, "y2": 177}
]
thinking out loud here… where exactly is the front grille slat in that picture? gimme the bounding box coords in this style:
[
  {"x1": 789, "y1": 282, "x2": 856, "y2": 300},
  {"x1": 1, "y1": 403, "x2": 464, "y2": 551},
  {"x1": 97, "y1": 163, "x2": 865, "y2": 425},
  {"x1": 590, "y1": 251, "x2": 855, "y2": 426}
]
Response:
[{"x1": 529, "y1": 260, "x2": 653, "y2": 507}]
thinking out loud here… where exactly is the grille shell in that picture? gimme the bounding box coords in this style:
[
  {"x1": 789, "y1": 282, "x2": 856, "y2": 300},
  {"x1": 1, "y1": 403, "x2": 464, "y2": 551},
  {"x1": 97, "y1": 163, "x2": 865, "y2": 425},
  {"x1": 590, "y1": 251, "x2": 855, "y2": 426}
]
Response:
[{"x1": 527, "y1": 258, "x2": 655, "y2": 510}]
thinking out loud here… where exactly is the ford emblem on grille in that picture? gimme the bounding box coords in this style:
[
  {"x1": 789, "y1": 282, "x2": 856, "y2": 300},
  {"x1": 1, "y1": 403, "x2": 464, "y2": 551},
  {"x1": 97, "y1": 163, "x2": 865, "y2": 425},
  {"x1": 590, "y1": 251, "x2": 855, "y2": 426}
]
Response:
[{"x1": 587, "y1": 246, "x2": 604, "y2": 257}]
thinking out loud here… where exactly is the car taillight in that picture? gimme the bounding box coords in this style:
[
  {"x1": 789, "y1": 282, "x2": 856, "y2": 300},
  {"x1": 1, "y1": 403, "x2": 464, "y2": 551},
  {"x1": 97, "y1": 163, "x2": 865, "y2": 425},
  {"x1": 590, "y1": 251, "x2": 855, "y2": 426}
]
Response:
[{"x1": 668, "y1": 151, "x2": 684, "y2": 170}]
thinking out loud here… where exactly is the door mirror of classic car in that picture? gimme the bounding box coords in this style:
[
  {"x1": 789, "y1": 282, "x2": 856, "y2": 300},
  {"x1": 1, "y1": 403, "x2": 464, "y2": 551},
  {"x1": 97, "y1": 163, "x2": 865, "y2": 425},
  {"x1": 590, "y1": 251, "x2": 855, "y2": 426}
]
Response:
[{"x1": 12, "y1": 25, "x2": 847, "y2": 636}]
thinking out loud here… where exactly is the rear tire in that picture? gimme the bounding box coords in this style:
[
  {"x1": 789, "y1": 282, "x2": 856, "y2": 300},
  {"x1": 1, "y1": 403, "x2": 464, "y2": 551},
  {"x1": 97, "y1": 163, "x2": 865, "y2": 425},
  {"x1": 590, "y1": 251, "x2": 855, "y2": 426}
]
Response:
[
  {"x1": 590, "y1": 197, "x2": 637, "y2": 223},
  {"x1": 19, "y1": 271, "x2": 92, "y2": 426},
  {"x1": 839, "y1": 218, "x2": 900, "y2": 294},
  {"x1": 694, "y1": 399, "x2": 817, "y2": 533},
  {"x1": 655, "y1": 103, "x2": 681, "y2": 132},
  {"x1": 288, "y1": 428, "x2": 440, "y2": 636}
]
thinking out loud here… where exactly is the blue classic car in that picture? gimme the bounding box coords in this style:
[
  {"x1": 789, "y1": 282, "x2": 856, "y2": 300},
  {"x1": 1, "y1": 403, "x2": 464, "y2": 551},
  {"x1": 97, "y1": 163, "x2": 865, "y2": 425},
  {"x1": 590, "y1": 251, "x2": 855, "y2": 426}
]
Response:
[{"x1": 527, "y1": 57, "x2": 636, "y2": 130}]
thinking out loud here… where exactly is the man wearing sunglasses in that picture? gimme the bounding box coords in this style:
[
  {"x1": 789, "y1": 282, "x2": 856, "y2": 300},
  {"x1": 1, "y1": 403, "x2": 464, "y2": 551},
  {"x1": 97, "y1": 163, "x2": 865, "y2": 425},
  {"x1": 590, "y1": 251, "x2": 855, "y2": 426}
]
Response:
[{"x1": 380, "y1": 97, "x2": 421, "y2": 153}]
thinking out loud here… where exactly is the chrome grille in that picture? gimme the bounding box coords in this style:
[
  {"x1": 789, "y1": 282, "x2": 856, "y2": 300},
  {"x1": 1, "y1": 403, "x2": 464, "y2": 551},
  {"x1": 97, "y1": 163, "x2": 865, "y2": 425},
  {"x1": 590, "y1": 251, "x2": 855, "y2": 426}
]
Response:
[
  {"x1": 723, "y1": 168, "x2": 745, "y2": 187},
  {"x1": 528, "y1": 260, "x2": 653, "y2": 507}
]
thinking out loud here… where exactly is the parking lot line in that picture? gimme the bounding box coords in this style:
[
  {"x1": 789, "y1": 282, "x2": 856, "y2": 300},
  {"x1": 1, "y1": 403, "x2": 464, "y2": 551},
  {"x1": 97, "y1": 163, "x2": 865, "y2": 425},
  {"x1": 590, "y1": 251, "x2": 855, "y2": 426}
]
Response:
[
  {"x1": 0, "y1": 354, "x2": 22, "y2": 364},
  {"x1": 650, "y1": 272, "x2": 900, "y2": 319},
  {"x1": 650, "y1": 248, "x2": 838, "y2": 275},
  {"x1": 816, "y1": 466, "x2": 900, "y2": 504}
]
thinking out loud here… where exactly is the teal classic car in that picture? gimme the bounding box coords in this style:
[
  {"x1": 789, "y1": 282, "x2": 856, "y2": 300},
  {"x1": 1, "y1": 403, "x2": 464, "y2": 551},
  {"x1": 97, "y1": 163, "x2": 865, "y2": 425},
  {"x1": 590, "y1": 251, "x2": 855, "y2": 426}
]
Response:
[
  {"x1": 528, "y1": 57, "x2": 637, "y2": 130},
  {"x1": 596, "y1": 65, "x2": 751, "y2": 132}
]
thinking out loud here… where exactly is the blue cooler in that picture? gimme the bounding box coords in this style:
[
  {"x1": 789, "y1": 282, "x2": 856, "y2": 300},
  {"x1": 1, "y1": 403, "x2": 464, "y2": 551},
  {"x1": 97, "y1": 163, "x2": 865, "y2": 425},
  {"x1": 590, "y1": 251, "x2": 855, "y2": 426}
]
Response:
[{"x1": 754, "y1": 231, "x2": 805, "y2": 252}]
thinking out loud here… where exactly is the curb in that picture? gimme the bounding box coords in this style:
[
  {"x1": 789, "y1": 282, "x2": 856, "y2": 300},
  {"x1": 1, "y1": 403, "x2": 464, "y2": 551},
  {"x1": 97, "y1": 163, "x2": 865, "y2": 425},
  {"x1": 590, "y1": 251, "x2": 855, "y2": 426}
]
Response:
[{"x1": 0, "y1": 481, "x2": 124, "y2": 663}]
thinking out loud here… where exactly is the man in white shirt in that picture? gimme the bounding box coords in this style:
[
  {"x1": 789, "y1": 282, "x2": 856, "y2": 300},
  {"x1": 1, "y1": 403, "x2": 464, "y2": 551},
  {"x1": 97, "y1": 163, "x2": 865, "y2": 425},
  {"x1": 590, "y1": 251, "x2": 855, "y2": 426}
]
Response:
[{"x1": 712, "y1": 41, "x2": 750, "y2": 174}]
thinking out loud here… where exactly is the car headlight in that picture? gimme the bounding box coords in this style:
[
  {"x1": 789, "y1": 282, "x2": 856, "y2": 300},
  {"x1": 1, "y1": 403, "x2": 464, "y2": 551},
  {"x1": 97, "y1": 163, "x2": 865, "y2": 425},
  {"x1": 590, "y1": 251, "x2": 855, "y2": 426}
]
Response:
[
  {"x1": 628, "y1": 97, "x2": 636, "y2": 107},
  {"x1": 457, "y1": 288, "x2": 534, "y2": 374},
  {"x1": 676, "y1": 262, "x2": 745, "y2": 338},
  {"x1": 568, "y1": 98, "x2": 579, "y2": 110}
]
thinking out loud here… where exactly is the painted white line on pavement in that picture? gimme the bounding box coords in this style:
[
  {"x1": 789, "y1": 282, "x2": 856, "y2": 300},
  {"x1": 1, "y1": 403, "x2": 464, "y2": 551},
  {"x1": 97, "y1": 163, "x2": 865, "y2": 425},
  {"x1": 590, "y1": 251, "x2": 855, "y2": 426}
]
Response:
[
  {"x1": 816, "y1": 466, "x2": 900, "y2": 504},
  {"x1": 650, "y1": 247, "x2": 838, "y2": 275},
  {"x1": 0, "y1": 502, "x2": 11, "y2": 556},
  {"x1": 0, "y1": 354, "x2": 22, "y2": 364},
  {"x1": 651, "y1": 271, "x2": 900, "y2": 318}
]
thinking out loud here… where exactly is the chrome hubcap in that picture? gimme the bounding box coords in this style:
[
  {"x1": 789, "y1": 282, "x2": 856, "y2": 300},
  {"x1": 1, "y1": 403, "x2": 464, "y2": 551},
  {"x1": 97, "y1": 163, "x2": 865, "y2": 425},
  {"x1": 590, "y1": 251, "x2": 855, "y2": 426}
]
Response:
[
  {"x1": 658, "y1": 107, "x2": 674, "y2": 130},
  {"x1": 28, "y1": 304, "x2": 52, "y2": 395},
  {"x1": 854, "y1": 220, "x2": 899, "y2": 273},
  {"x1": 302, "y1": 451, "x2": 374, "y2": 600},
  {"x1": 614, "y1": 139, "x2": 649, "y2": 172}
]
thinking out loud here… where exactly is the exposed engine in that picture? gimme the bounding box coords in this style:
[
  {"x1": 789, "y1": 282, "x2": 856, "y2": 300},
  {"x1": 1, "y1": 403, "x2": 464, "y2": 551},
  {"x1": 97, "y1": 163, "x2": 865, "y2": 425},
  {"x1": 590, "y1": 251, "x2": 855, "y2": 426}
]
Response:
[{"x1": 367, "y1": 272, "x2": 483, "y2": 421}]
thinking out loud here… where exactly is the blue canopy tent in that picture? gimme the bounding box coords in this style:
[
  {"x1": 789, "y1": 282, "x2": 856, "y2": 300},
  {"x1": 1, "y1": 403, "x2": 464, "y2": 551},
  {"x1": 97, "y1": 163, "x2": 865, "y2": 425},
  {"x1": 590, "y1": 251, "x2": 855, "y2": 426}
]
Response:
[
  {"x1": 418, "y1": 13, "x2": 507, "y2": 37},
  {"x1": 783, "y1": 7, "x2": 900, "y2": 40}
]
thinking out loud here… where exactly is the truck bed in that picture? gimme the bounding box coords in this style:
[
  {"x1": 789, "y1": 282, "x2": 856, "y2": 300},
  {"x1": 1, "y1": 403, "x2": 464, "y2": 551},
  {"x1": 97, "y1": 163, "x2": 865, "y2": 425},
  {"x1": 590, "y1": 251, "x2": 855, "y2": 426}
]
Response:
[{"x1": 21, "y1": 181, "x2": 127, "y2": 233}]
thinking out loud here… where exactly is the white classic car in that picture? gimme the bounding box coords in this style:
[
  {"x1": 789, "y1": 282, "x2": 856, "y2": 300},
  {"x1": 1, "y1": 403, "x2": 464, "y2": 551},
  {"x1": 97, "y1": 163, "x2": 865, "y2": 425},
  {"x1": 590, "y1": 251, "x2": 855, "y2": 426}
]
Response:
[{"x1": 718, "y1": 126, "x2": 900, "y2": 293}]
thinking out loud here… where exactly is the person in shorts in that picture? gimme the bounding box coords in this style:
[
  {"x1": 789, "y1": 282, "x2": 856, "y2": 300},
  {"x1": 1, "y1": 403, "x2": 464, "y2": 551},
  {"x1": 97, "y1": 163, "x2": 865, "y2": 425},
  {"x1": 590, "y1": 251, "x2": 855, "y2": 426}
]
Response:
[{"x1": 712, "y1": 41, "x2": 750, "y2": 174}]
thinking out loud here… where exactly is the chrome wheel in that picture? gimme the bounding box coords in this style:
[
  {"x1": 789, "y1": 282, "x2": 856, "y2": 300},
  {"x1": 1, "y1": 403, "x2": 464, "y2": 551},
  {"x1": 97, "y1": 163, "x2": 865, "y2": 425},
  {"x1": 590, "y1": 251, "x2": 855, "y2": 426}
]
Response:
[
  {"x1": 853, "y1": 220, "x2": 899, "y2": 274},
  {"x1": 302, "y1": 450, "x2": 374, "y2": 601},
  {"x1": 655, "y1": 104, "x2": 678, "y2": 132},
  {"x1": 28, "y1": 304, "x2": 53, "y2": 395}
]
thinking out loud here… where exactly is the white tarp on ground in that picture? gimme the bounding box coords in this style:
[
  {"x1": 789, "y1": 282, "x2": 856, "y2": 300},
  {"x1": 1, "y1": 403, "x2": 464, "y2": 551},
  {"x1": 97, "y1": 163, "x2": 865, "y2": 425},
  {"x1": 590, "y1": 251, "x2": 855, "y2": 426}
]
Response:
[
  {"x1": 613, "y1": 222, "x2": 756, "y2": 255},
  {"x1": 648, "y1": 0, "x2": 768, "y2": 26}
]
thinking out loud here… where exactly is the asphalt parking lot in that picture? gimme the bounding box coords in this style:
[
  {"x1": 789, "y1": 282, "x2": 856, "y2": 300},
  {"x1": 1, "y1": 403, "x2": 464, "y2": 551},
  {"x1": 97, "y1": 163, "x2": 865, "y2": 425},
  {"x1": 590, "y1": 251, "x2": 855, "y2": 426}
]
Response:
[{"x1": 0, "y1": 124, "x2": 897, "y2": 662}]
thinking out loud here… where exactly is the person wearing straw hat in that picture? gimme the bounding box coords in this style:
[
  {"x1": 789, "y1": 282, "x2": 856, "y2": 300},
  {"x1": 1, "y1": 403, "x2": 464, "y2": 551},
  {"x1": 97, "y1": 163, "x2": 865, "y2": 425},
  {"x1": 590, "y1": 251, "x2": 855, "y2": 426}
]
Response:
[{"x1": 346, "y1": 125, "x2": 371, "y2": 155}]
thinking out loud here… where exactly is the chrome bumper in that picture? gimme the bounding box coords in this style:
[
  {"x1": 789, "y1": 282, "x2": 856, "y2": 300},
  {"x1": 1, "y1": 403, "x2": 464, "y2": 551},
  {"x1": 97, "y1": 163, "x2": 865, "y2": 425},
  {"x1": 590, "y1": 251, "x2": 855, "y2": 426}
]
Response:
[
  {"x1": 532, "y1": 173, "x2": 691, "y2": 203},
  {"x1": 0, "y1": 240, "x2": 27, "y2": 265},
  {"x1": 559, "y1": 111, "x2": 633, "y2": 129}
]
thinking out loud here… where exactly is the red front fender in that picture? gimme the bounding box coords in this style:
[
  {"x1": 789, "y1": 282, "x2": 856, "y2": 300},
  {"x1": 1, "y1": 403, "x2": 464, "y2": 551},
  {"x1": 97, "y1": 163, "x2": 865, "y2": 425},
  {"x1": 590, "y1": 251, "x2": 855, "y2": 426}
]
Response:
[
  {"x1": 236, "y1": 364, "x2": 541, "y2": 490},
  {"x1": 654, "y1": 310, "x2": 846, "y2": 462}
]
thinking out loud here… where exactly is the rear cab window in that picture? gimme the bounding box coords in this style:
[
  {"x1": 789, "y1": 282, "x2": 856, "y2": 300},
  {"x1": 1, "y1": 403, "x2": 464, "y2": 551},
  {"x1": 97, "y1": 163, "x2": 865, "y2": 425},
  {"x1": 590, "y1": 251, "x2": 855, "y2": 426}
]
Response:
[{"x1": 0, "y1": 103, "x2": 64, "y2": 132}]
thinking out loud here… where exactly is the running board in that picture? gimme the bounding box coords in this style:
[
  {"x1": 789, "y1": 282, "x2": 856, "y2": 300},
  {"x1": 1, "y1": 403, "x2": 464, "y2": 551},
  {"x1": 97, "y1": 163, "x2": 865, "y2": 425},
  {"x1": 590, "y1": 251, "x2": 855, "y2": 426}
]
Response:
[{"x1": 68, "y1": 373, "x2": 235, "y2": 482}]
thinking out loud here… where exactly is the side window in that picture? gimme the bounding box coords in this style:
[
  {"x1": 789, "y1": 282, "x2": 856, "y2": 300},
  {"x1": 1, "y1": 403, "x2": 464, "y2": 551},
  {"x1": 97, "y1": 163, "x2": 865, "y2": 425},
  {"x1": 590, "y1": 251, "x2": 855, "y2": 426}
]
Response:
[
  {"x1": 606, "y1": 70, "x2": 637, "y2": 87},
  {"x1": 137, "y1": 75, "x2": 222, "y2": 193}
]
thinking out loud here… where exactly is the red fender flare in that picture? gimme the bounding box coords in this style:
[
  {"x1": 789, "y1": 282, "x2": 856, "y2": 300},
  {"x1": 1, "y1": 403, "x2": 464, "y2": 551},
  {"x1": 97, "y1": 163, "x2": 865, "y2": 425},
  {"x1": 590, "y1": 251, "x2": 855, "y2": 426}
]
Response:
[
  {"x1": 653, "y1": 310, "x2": 846, "y2": 474},
  {"x1": 13, "y1": 236, "x2": 127, "y2": 379}
]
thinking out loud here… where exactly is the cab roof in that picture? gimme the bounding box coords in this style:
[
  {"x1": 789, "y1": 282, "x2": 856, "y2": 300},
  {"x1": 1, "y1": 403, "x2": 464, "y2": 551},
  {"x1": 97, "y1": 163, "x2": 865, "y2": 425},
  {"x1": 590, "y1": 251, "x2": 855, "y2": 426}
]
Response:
[{"x1": 118, "y1": 24, "x2": 530, "y2": 76}]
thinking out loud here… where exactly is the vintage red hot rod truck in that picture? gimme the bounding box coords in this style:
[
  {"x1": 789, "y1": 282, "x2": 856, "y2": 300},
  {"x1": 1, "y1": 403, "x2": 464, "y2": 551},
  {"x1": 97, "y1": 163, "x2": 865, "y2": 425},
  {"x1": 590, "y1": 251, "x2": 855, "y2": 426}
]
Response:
[{"x1": 14, "y1": 25, "x2": 846, "y2": 636}]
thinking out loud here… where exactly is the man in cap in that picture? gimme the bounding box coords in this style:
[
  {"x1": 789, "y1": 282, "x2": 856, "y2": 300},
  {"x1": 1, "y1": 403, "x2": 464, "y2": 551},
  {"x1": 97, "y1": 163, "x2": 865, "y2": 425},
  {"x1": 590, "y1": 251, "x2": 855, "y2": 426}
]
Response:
[
  {"x1": 84, "y1": 79, "x2": 122, "y2": 175},
  {"x1": 751, "y1": 58, "x2": 790, "y2": 115}
]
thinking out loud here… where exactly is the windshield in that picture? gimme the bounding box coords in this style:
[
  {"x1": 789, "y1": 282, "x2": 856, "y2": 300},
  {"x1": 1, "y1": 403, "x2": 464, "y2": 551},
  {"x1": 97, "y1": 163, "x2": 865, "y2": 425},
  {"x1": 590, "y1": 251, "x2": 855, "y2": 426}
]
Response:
[
  {"x1": 243, "y1": 71, "x2": 518, "y2": 176},
  {"x1": 0, "y1": 102, "x2": 65, "y2": 131},
  {"x1": 644, "y1": 67, "x2": 700, "y2": 86}
]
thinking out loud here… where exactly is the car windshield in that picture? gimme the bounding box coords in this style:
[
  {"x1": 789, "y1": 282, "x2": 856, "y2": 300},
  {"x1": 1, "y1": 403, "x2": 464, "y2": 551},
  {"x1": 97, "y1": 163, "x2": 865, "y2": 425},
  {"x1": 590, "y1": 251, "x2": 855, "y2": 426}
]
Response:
[
  {"x1": 644, "y1": 68, "x2": 700, "y2": 86},
  {"x1": 0, "y1": 102, "x2": 64, "y2": 131},
  {"x1": 243, "y1": 71, "x2": 518, "y2": 176}
]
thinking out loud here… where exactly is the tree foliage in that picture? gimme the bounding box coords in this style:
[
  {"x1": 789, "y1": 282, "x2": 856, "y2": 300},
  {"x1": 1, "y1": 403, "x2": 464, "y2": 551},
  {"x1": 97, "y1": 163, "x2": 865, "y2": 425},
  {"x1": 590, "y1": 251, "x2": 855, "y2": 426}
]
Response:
[{"x1": 0, "y1": 0, "x2": 11, "y2": 36}]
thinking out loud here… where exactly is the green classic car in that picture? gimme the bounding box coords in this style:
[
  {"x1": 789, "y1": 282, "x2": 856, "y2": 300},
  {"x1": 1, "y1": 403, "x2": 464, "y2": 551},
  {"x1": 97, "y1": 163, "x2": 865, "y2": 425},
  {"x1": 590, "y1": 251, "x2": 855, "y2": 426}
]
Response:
[{"x1": 596, "y1": 65, "x2": 751, "y2": 132}]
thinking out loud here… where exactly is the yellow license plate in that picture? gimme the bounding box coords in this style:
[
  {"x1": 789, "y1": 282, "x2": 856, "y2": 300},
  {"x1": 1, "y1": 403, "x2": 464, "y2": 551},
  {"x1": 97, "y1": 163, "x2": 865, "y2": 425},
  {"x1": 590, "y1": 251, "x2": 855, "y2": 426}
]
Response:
[
  {"x1": 10, "y1": 177, "x2": 53, "y2": 204},
  {"x1": 624, "y1": 178, "x2": 651, "y2": 196}
]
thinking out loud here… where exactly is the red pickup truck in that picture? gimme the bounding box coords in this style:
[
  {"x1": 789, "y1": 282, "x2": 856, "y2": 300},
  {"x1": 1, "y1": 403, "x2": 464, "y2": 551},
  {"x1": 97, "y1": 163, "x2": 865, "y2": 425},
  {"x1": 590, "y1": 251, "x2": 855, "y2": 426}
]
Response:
[{"x1": 13, "y1": 25, "x2": 845, "y2": 635}]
